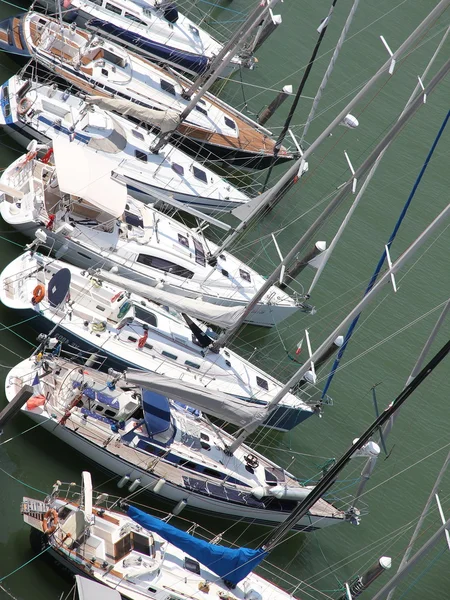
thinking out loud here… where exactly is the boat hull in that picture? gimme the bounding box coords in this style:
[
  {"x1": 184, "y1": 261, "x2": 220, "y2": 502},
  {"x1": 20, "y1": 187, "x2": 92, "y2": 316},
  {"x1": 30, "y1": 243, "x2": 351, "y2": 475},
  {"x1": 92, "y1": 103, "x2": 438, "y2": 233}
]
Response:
[
  {"x1": 14, "y1": 306, "x2": 312, "y2": 432},
  {"x1": 19, "y1": 407, "x2": 341, "y2": 531}
]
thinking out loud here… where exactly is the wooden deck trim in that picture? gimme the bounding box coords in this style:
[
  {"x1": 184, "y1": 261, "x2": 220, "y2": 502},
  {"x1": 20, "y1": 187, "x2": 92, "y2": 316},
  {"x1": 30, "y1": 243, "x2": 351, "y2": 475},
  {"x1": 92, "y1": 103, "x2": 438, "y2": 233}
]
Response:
[{"x1": 12, "y1": 17, "x2": 23, "y2": 50}]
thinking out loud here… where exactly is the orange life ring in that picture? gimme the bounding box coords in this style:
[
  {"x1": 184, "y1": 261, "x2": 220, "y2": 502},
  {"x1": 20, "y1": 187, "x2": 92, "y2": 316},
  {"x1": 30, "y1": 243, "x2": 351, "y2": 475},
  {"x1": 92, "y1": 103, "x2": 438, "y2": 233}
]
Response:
[
  {"x1": 42, "y1": 508, "x2": 59, "y2": 536},
  {"x1": 32, "y1": 284, "x2": 45, "y2": 305},
  {"x1": 18, "y1": 96, "x2": 32, "y2": 116}
]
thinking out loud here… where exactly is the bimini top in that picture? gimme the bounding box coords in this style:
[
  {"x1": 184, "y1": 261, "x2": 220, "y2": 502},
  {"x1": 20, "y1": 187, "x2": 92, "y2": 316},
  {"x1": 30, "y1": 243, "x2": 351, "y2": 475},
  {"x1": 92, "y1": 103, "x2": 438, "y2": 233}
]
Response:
[
  {"x1": 52, "y1": 137, "x2": 128, "y2": 219},
  {"x1": 142, "y1": 390, "x2": 171, "y2": 436},
  {"x1": 127, "y1": 505, "x2": 266, "y2": 585}
]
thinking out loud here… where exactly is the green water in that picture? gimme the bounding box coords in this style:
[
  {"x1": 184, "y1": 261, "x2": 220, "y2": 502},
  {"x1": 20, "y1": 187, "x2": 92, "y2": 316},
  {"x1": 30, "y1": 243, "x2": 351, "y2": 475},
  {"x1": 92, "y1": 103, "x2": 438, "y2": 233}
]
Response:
[{"x1": 0, "y1": 1, "x2": 449, "y2": 599}]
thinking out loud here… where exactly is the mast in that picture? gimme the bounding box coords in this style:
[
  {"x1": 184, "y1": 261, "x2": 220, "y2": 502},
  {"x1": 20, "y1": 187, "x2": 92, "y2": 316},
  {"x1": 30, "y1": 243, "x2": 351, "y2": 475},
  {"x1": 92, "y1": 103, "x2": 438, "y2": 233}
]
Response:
[
  {"x1": 260, "y1": 0, "x2": 340, "y2": 192},
  {"x1": 371, "y1": 517, "x2": 450, "y2": 600},
  {"x1": 151, "y1": 0, "x2": 280, "y2": 152},
  {"x1": 260, "y1": 338, "x2": 450, "y2": 551},
  {"x1": 209, "y1": 0, "x2": 450, "y2": 261},
  {"x1": 225, "y1": 202, "x2": 450, "y2": 454},
  {"x1": 300, "y1": 0, "x2": 361, "y2": 145},
  {"x1": 213, "y1": 56, "x2": 450, "y2": 350}
]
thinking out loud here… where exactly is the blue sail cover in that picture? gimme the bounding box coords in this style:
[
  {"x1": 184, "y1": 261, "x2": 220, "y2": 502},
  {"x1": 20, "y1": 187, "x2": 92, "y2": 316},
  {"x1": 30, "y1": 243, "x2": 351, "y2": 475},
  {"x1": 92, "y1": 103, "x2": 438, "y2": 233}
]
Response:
[{"x1": 127, "y1": 506, "x2": 266, "y2": 585}]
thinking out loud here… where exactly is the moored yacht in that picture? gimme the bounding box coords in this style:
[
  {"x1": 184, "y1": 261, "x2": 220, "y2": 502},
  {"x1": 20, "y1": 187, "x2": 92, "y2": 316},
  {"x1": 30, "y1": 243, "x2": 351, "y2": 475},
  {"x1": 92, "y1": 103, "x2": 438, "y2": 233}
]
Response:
[
  {"x1": 0, "y1": 250, "x2": 325, "y2": 431},
  {"x1": 0, "y1": 147, "x2": 314, "y2": 329},
  {"x1": 32, "y1": 0, "x2": 254, "y2": 76},
  {"x1": 0, "y1": 74, "x2": 249, "y2": 214},
  {"x1": 11, "y1": 358, "x2": 345, "y2": 530},
  {"x1": 0, "y1": 12, "x2": 293, "y2": 170}
]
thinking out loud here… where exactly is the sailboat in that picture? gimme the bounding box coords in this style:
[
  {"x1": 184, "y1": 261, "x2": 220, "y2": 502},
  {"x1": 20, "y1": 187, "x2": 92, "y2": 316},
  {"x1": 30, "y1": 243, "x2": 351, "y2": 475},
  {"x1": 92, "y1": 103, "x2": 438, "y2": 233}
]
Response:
[
  {"x1": 0, "y1": 145, "x2": 312, "y2": 328},
  {"x1": 31, "y1": 0, "x2": 254, "y2": 77},
  {"x1": 21, "y1": 471, "x2": 308, "y2": 599},
  {"x1": 9, "y1": 358, "x2": 344, "y2": 530},
  {"x1": 0, "y1": 250, "x2": 321, "y2": 431},
  {"x1": 0, "y1": 12, "x2": 294, "y2": 170},
  {"x1": 0, "y1": 73, "x2": 250, "y2": 213}
]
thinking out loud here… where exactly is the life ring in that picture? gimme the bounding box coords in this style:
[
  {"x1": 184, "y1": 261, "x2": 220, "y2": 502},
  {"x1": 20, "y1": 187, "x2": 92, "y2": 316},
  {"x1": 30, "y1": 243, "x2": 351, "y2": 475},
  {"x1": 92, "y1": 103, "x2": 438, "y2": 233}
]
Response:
[
  {"x1": 31, "y1": 284, "x2": 45, "y2": 305},
  {"x1": 42, "y1": 508, "x2": 59, "y2": 536},
  {"x1": 18, "y1": 96, "x2": 32, "y2": 116},
  {"x1": 244, "y1": 454, "x2": 259, "y2": 469}
]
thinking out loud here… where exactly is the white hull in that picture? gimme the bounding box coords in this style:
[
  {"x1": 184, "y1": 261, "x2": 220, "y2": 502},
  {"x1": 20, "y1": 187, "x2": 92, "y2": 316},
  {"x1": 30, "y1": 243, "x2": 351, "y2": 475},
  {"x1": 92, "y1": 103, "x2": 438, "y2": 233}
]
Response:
[{"x1": 23, "y1": 409, "x2": 342, "y2": 532}]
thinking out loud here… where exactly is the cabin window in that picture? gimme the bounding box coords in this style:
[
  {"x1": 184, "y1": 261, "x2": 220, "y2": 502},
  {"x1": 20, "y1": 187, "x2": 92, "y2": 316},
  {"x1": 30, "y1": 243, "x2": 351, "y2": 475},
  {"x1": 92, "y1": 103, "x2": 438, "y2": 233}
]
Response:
[
  {"x1": 162, "y1": 350, "x2": 177, "y2": 361},
  {"x1": 105, "y1": 2, "x2": 122, "y2": 14},
  {"x1": 200, "y1": 441, "x2": 211, "y2": 451},
  {"x1": 137, "y1": 255, "x2": 194, "y2": 279},
  {"x1": 160, "y1": 80, "x2": 176, "y2": 96},
  {"x1": 101, "y1": 68, "x2": 108, "y2": 77},
  {"x1": 95, "y1": 405, "x2": 104, "y2": 412},
  {"x1": 90, "y1": 0, "x2": 102, "y2": 5},
  {"x1": 180, "y1": 460, "x2": 197, "y2": 471},
  {"x1": 256, "y1": 376, "x2": 269, "y2": 391},
  {"x1": 178, "y1": 233, "x2": 189, "y2": 248},
  {"x1": 239, "y1": 269, "x2": 251, "y2": 283},
  {"x1": 192, "y1": 166, "x2": 207, "y2": 184},
  {"x1": 185, "y1": 360, "x2": 200, "y2": 369},
  {"x1": 134, "y1": 306, "x2": 158, "y2": 327},
  {"x1": 172, "y1": 163, "x2": 184, "y2": 176},
  {"x1": 195, "y1": 105, "x2": 208, "y2": 116},
  {"x1": 189, "y1": 24, "x2": 199, "y2": 36},
  {"x1": 184, "y1": 557, "x2": 200, "y2": 574},
  {"x1": 203, "y1": 467, "x2": 222, "y2": 479},
  {"x1": 104, "y1": 409, "x2": 116, "y2": 418},
  {"x1": 124, "y1": 12, "x2": 147, "y2": 25},
  {"x1": 133, "y1": 532, "x2": 151, "y2": 556},
  {"x1": 200, "y1": 432, "x2": 209, "y2": 441},
  {"x1": 128, "y1": 336, "x2": 137, "y2": 342},
  {"x1": 114, "y1": 534, "x2": 133, "y2": 560},
  {"x1": 135, "y1": 150, "x2": 148, "y2": 163},
  {"x1": 193, "y1": 238, "x2": 205, "y2": 266},
  {"x1": 198, "y1": 98, "x2": 206, "y2": 106},
  {"x1": 95, "y1": 305, "x2": 105, "y2": 312},
  {"x1": 221, "y1": 269, "x2": 229, "y2": 278},
  {"x1": 132, "y1": 129, "x2": 145, "y2": 141},
  {"x1": 224, "y1": 116, "x2": 236, "y2": 130}
]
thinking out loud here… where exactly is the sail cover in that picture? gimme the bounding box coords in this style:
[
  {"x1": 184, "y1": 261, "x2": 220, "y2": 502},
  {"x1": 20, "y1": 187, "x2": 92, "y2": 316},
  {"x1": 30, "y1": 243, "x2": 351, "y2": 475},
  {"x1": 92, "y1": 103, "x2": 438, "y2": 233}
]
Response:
[
  {"x1": 85, "y1": 97, "x2": 179, "y2": 133},
  {"x1": 52, "y1": 137, "x2": 127, "y2": 218},
  {"x1": 127, "y1": 505, "x2": 266, "y2": 585},
  {"x1": 99, "y1": 269, "x2": 246, "y2": 329},
  {"x1": 124, "y1": 371, "x2": 267, "y2": 427}
]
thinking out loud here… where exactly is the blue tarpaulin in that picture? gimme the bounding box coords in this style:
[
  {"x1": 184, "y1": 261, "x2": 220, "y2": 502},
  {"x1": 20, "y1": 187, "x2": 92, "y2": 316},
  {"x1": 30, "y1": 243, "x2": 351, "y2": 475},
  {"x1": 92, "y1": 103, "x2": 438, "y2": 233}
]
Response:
[{"x1": 127, "y1": 505, "x2": 266, "y2": 585}]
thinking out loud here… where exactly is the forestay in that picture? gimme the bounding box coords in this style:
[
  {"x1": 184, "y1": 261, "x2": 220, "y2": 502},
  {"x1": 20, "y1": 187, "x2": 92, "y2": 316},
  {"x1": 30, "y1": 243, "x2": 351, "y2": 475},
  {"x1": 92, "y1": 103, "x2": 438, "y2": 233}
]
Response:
[
  {"x1": 98, "y1": 269, "x2": 246, "y2": 328},
  {"x1": 85, "y1": 97, "x2": 180, "y2": 133},
  {"x1": 127, "y1": 505, "x2": 266, "y2": 585}
]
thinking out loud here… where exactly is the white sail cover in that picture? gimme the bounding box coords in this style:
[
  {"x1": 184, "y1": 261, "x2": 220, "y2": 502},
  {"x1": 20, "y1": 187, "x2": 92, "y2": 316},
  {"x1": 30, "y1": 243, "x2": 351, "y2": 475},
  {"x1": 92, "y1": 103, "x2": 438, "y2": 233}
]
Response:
[
  {"x1": 52, "y1": 137, "x2": 127, "y2": 218},
  {"x1": 85, "y1": 97, "x2": 180, "y2": 133},
  {"x1": 98, "y1": 269, "x2": 245, "y2": 328},
  {"x1": 124, "y1": 371, "x2": 267, "y2": 427}
]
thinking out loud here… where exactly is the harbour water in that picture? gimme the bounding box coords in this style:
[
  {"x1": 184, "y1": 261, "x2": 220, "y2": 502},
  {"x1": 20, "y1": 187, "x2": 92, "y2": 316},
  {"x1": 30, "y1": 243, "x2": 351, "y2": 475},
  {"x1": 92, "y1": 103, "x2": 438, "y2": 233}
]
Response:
[{"x1": 0, "y1": 1, "x2": 449, "y2": 599}]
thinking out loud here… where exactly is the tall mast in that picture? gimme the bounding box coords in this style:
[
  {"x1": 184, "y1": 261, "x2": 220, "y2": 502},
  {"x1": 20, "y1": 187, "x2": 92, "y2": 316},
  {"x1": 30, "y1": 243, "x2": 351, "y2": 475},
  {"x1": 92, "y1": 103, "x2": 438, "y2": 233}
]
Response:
[
  {"x1": 260, "y1": 338, "x2": 450, "y2": 550},
  {"x1": 214, "y1": 55, "x2": 450, "y2": 351},
  {"x1": 225, "y1": 201, "x2": 450, "y2": 454},
  {"x1": 260, "y1": 0, "x2": 340, "y2": 191},
  {"x1": 209, "y1": 0, "x2": 450, "y2": 261},
  {"x1": 151, "y1": 0, "x2": 280, "y2": 152}
]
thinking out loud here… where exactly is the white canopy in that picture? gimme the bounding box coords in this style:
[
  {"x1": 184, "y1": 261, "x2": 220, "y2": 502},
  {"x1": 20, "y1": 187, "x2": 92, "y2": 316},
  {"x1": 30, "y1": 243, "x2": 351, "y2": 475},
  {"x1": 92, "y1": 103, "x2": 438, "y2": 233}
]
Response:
[
  {"x1": 52, "y1": 137, "x2": 127, "y2": 218},
  {"x1": 85, "y1": 96, "x2": 180, "y2": 133},
  {"x1": 99, "y1": 269, "x2": 245, "y2": 328},
  {"x1": 75, "y1": 575, "x2": 121, "y2": 600},
  {"x1": 125, "y1": 371, "x2": 267, "y2": 427}
]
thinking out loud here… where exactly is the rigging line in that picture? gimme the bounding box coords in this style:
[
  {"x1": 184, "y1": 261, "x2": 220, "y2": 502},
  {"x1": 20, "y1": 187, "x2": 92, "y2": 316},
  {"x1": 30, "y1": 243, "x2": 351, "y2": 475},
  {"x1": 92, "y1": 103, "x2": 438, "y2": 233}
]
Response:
[
  {"x1": 321, "y1": 109, "x2": 450, "y2": 398},
  {"x1": 0, "y1": 416, "x2": 56, "y2": 447},
  {"x1": 0, "y1": 546, "x2": 51, "y2": 583}
]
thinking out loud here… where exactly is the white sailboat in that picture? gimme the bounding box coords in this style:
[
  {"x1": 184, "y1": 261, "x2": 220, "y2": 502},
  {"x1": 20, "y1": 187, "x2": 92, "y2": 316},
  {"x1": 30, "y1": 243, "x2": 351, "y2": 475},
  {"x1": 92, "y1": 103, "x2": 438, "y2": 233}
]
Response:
[
  {"x1": 0, "y1": 250, "x2": 320, "y2": 431},
  {"x1": 0, "y1": 146, "x2": 311, "y2": 329},
  {"x1": 0, "y1": 12, "x2": 293, "y2": 170},
  {"x1": 0, "y1": 74, "x2": 249, "y2": 214},
  {"x1": 34, "y1": 0, "x2": 254, "y2": 77},
  {"x1": 21, "y1": 471, "x2": 327, "y2": 600},
  {"x1": 9, "y1": 358, "x2": 344, "y2": 530}
]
